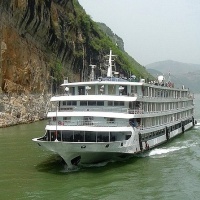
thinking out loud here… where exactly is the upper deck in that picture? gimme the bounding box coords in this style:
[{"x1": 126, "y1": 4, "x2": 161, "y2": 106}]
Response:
[
  {"x1": 56, "y1": 49, "x2": 192, "y2": 101},
  {"x1": 52, "y1": 77, "x2": 192, "y2": 103}
]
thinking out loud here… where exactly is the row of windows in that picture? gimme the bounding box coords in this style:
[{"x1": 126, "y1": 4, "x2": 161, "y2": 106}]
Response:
[
  {"x1": 142, "y1": 101, "x2": 193, "y2": 112},
  {"x1": 80, "y1": 101, "x2": 104, "y2": 106},
  {"x1": 62, "y1": 101, "x2": 77, "y2": 106},
  {"x1": 44, "y1": 131, "x2": 131, "y2": 142},
  {"x1": 141, "y1": 119, "x2": 192, "y2": 141},
  {"x1": 61, "y1": 101, "x2": 124, "y2": 107},
  {"x1": 141, "y1": 129, "x2": 165, "y2": 141}
]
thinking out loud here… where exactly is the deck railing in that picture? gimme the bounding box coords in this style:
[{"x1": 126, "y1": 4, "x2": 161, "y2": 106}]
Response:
[
  {"x1": 50, "y1": 106, "x2": 144, "y2": 114},
  {"x1": 48, "y1": 105, "x2": 193, "y2": 115},
  {"x1": 48, "y1": 120, "x2": 129, "y2": 127}
]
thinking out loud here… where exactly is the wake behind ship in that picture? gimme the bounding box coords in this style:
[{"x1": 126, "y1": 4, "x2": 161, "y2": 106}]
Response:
[{"x1": 32, "y1": 50, "x2": 195, "y2": 169}]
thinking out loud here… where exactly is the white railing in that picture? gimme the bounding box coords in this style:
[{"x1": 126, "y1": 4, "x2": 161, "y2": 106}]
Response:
[
  {"x1": 50, "y1": 107, "x2": 130, "y2": 114},
  {"x1": 48, "y1": 120, "x2": 129, "y2": 127},
  {"x1": 48, "y1": 105, "x2": 193, "y2": 116}
]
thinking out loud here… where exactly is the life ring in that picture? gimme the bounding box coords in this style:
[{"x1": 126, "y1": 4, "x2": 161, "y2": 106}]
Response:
[{"x1": 58, "y1": 121, "x2": 62, "y2": 125}]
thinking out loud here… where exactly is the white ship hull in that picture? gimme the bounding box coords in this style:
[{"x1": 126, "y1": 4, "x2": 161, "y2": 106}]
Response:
[{"x1": 33, "y1": 121, "x2": 193, "y2": 169}]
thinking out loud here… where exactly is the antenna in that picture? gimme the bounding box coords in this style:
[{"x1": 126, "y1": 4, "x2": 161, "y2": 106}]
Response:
[
  {"x1": 105, "y1": 49, "x2": 116, "y2": 77},
  {"x1": 89, "y1": 64, "x2": 96, "y2": 81}
]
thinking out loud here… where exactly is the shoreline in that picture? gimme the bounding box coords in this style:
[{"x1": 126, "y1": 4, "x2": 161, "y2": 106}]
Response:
[{"x1": 0, "y1": 93, "x2": 50, "y2": 128}]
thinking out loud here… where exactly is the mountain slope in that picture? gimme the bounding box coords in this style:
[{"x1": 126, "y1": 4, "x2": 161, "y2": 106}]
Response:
[
  {"x1": 146, "y1": 60, "x2": 200, "y2": 74},
  {"x1": 146, "y1": 60, "x2": 200, "y2": 92}
]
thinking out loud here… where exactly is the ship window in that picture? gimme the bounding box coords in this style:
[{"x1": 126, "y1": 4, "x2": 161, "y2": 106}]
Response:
[
  {"x1": 119, "y1": 101, "x2": 124, "y2": 106},
  {"x1": 108, "y1": 101, "x2": 113, "y2": 106},
  {"x1": 63, "y1": 101, "x2": 66, "y2": 106},
  {"x1": 66, "y1": 101, "x2": 77, "y2": 106},
  {"x1": 114, "y1": 101, "x2": 124, "y2": 106},
  {"x1": 97, "y1": 101, "x2": 104, "y2": 106},
  {"x1": 53, "y1": 117, "x2": 56, "y2": 121},
  {"x1": 97, "y1": 132, "x2": 109, "y2": 142},
  {"x1": 63, "y1": 117, "x2": 71, "y2": 121},
  {"x1": 88, "y1": 101, "x2": 96, "y2": 106},
  {"x1": 85, "y1": 131, "x2": 96, "y2": 142},
  {"x1": 67, "y1": 101, "x2": 71, "y2": 106},
  {"x1": 114, "y1": 101, "x2": 119, "y2": 106},
  {"x1": 110, "y1": 133, "x2": 116, "y2": 141},
  {"x1": 80, "y1": 101, "x2": 87, "y2": 106},
  {"x1": 108, "y1": 101, "x2": 124, "y2": 106},
  {"x1": 74, "y1": 131, "x2": 84, "y2": 142},
  {"x1": 72, "y1": 101, "x2": 77, "y2": 106},
  {"x1": 57, "y1": 131, "x2": 61, "y2": 141},
  {"x1": 62, "y1": 131, "x2": 73, "y2": 142},
  {"x1": 107, "y1": 118, "x2": 115, "y2": 123}
]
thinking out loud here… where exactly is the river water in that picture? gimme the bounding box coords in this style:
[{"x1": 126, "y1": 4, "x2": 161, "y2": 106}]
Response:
[{"x1": 1, "y1": 94, "x2": 200, "y2": 200}]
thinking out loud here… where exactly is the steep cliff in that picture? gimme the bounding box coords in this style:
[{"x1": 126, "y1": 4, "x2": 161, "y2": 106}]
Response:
[
  {"x1": 0, "y1": 0, "x2": 76, "y2": 94},
  {"x1": 0, "y1": 0, "x2": 152, "y2": 95}
]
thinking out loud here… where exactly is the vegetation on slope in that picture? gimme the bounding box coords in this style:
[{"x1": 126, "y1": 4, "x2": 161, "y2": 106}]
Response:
[{"x1": 72, "y1": 0, "x2": 153, "y2": 80}]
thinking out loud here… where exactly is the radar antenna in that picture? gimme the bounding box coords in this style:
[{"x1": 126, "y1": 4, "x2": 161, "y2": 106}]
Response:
[{"x1": 89, "y1": 64, "x2": 96, "y2": 81}]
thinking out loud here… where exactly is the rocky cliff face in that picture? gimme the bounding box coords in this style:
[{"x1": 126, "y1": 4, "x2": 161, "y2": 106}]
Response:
[
  {"x1": 0, "y1": 0, "x2": 100, "y2": 94},
  {"x1": 0, "y1": 0, "x2": 83, "y2": 126},
  {"x1": 0, "y1": 0, "x2": 151, "y2": 95},
  {"x1": 0, "y1": 93, "x2": 50, "y2": 127}
]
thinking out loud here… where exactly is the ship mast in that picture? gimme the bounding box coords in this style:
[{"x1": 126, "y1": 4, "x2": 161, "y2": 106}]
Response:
[{"x1": 106, "y1": 49, "x2": 116, "y2": 77}]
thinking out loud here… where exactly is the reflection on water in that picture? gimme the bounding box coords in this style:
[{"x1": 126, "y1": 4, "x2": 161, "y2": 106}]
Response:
[{"x1": 35, "y1": 155, "x2": 65, "y2": 173}]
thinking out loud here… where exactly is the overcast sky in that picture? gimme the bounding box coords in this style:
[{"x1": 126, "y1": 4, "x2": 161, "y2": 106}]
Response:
[{"x1": 78, "y1": 0, "x2": 200, "y2": 66}]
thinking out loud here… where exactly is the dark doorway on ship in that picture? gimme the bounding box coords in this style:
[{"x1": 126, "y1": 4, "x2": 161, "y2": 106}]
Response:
[
  {"x1": 78, "y1": 86, "x2": 85, "y2": 95},
  {"x1": 122, "y1": 85, "x2": 127, "y2": 95}
]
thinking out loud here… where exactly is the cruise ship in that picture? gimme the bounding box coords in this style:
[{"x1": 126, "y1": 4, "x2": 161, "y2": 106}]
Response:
[{"x1": 33, "y1": 50, "x2": 195, "y2": 169}]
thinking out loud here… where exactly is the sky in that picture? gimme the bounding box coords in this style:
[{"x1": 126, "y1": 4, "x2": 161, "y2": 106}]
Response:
[{"x1": 78, "y1": 0, "x2": 200, "y2": 66}]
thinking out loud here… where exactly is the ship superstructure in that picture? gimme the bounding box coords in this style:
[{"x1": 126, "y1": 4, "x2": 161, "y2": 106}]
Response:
[{"x1": 33, "y1": 50, "x2": 195, "y2": 169}]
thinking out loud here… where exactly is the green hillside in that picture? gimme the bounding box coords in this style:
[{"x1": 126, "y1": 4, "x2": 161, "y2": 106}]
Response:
[{"x1": 74, "y1": 0, "x2": 153, "y2": 80}]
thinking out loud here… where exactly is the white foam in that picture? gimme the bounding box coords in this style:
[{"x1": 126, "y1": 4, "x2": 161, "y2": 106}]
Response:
[
  {"x1": 148, "y1": 140, "x2": 198, "y2": 157},
  {"x1": 60, "y1": 164, "x2": 80, "y2": 173},
  {"x1": 195, "y1": 121, "x2": 200, "y2": 126},
  {"x1": 149, "y1": 146, "x2": 186, "y2": 156}
]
